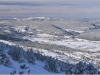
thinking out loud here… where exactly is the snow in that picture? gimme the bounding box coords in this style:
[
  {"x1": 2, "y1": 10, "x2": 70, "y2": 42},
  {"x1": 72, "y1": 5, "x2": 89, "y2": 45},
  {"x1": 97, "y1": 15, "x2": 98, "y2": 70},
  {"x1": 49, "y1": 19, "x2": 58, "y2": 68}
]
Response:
[
  {"x1": 0, "y1": 55, "x2": 65, "y2": 74},
  {"x1": 4, "y1": 30, "x2": 11, "y2": 33},
  {"x1": 0, "y1": 65, "x2": 13, "y2": 74},
  {"x1": 26, "y1": 36, "x2": 100, "y2": 52},
  {"x1": 36, "y1": 29, "x2": 42, "y2": 32},
  {"x1": 65, "y1": 29, "x2": 84, "y2": 33},
  {"x1": 0, "y1": 50, "x2": 56, "y2": 74},
  {"x1": 12, "y1": 17, "x2": 67, "y2": 21},
  {"x1": 39, "y1": 49, "x2": 58, "y2": 58},
  {"x1": 0, "y1": 39, "x2": 15, "y2": 45},
  {"x1": 64, "y1": 36, "x2": 71, "y2": 39},
  {"x1": 21, "y1": 17, "x2": 46, "y2": 21},
  {"x1": 32, "y1": 17, "x2": 46, "y2": 20},
  {"x1": 21, "y1": 29, "x2": 26, "y2": 32},
  {"x1": 37, "y1": 33, "x2": 56, "y2": 38},
  {"x1": 0, "y1": 45, "x2": 65, "y2": 74},
  {"x1": 0, "y1": 60, "x2": 50, "y2": 74},
  {"x1": 13, "y1": 17, "x2": 21, "y2": 21},
  {"x1": 29, "y1": 60, "x2": 50, "y2": 74},
  {"x1": 11, "y1": 26, "x2": 27, "y2": 32},
  {"x1": 0, "y1": 18, "x2": 100, "y2": 74}
]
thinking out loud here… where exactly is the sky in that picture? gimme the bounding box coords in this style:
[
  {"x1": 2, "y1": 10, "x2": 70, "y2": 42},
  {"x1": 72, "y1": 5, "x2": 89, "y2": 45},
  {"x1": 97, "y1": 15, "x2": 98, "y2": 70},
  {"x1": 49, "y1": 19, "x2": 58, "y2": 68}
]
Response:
[{"x1": 0, "y1": 0, "x2": 100, "y2": 19}]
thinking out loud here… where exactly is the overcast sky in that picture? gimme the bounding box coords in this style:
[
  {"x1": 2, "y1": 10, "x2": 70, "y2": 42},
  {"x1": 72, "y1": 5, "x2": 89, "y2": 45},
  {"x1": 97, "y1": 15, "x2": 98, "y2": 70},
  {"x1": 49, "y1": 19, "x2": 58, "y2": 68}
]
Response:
[{"x1": 0, "y1": 0, "x2": 100, "y2": 19}]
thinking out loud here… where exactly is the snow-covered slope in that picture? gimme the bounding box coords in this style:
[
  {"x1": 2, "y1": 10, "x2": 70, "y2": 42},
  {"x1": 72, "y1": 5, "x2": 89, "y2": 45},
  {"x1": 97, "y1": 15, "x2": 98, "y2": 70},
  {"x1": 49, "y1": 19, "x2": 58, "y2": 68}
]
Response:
[
  {"x1": 0, "y1": 41, "x2": 99, "y2": 74},
  {"x1": 0, "y1": 42, "x2": 61, "y2": 74}
]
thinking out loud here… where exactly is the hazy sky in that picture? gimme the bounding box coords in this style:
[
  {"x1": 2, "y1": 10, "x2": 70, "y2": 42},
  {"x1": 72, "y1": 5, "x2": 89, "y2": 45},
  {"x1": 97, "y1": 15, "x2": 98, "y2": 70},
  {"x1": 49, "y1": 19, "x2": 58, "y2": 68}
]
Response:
[{"x1": 0, "y1": 0, "x2": 100, "y2": 19}]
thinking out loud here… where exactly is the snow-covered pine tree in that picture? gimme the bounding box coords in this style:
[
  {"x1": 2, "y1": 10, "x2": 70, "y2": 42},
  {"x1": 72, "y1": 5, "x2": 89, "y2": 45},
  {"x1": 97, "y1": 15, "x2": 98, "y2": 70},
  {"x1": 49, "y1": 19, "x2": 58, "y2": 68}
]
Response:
[
  {"x1": 86, "y1": 63, "x2": 98, "y2": 74},
  {"x1": 0, "y1": 49, "x2": 11, "y2": 67},
  {"x1": 26, "y1": 49, "x2": 36, "y2": 64},
  {"x1": 44, "y1": 56, "x2": 58, "y2": 73},
  {"x1": 8, "y1": 45, "x2": 24, "y2": 63},
  {"x1": 0, "y1": 43, "x2": 12, "y2": 66},
  {"x1": 34, "y1": 51, "x2": 42, "y2": 60}
]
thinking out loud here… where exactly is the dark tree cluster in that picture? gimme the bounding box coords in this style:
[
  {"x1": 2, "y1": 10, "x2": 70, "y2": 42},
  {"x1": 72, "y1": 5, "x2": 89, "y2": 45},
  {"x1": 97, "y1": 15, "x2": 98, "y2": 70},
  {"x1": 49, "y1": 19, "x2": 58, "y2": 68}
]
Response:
[{"x1": 0, "y1": 43, "x2": 11, "y2": 67}]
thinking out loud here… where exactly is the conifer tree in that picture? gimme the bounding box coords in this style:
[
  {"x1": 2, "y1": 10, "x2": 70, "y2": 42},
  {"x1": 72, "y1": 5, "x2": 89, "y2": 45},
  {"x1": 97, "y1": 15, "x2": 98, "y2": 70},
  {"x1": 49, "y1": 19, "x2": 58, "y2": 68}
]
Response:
[{"x1": 26, "y1": 49, "x2": 36, "y2": 64}]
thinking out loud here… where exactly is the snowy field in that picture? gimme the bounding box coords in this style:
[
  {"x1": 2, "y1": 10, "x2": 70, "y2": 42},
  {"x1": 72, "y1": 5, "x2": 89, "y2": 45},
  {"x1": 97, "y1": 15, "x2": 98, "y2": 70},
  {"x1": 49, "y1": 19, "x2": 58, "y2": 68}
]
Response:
[{"x1": 26, "y1": 36, "x2": 100, "y2": 52}]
